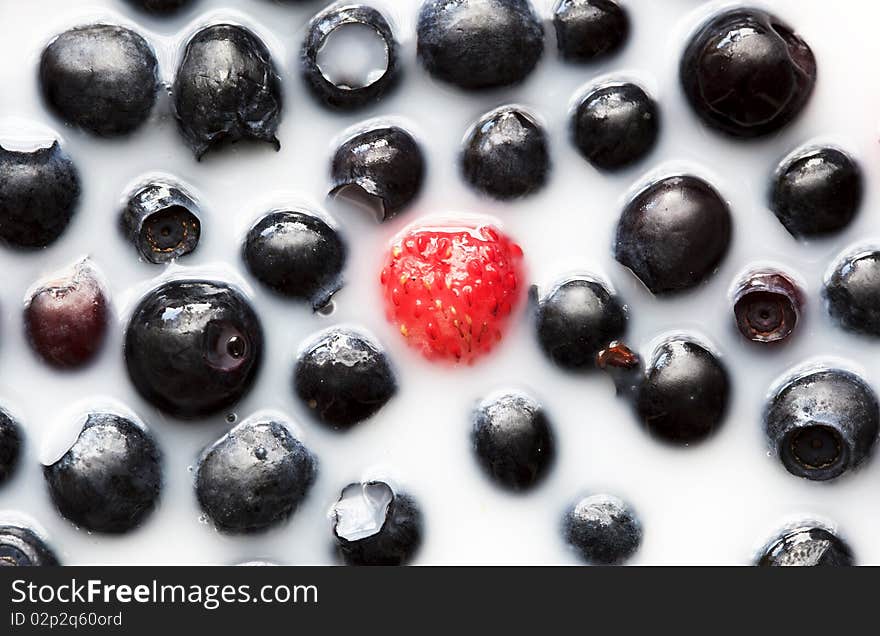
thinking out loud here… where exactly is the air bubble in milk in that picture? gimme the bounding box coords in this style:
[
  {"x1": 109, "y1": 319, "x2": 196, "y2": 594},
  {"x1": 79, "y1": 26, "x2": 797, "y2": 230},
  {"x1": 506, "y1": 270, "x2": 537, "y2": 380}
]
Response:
[{"x1": 332, "y1": 482, "x2": 393, "y2": 542}]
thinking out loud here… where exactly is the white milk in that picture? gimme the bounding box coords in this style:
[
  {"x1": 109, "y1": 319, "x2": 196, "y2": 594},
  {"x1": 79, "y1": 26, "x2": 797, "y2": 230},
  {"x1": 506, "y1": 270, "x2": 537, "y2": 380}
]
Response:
[{"x1": 1, "y1": 0, "x2": 880, "y2": 565}]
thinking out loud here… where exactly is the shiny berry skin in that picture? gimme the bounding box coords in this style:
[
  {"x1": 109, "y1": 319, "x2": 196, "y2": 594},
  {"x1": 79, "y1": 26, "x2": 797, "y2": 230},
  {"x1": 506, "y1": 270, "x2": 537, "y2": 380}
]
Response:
[
  {"x1": 680, "y1": 8, "x2": 816, "y2": 139},
  {"x1": 572, "y1": 83, "x2": 659, "y2": 171},
  {"x1": 294, "y1": 328, "x2": 396, "y2": 430},
  {"x1": 380, "y1": 219, "x2": 525, "y2": 364},
  {"x1": 124, "y1": 280, "x2": 263, "y2": 419},
  {"x1": 615, "y1": 175, "x2": 732, "y2": 294},
  {"x1": 40, "y1": 25, "x2": 159, "y2": 137},
  {"x1": 472, "y1": 391, "x2": 555, "y2": 491},
  {"x1": 0, "y1": 525, "x2": 59, "y2": 566},
  {"x1": 331, "y1": 481, "x2": 423, "y2": 565},
  {"x1": 771, "y1": 147, "x2": 862, "y2": 239},
  {"x1": 824, "y1": 249, "x2": 880, "y2": 337},
  {"x1": 461, "y1": 106, "x2": 550, "y2": 200},
  {"x1": 636, "y1": 337, "x2": 729, "y2": 444},
  {"x1": 302, "y1": 4, "x2": 400, "y2": 111},
  {"x1": 121, "y1": 180, "x2": 201, "y2": 264},
  {"x1": 764, "y1": 368, "x2": 879, "y2": 481},
  {"x1": 196, "y1": 416, "x2": 317, "y2": 533},
  {"x1": 535, "y1": 276, "x2": 627, "y2": 372},
  {"x1": 24, "y1": 260, "x2": 109, "y2": 369},
  {"x1": 758, "y1": 526, "x2": 854, "y2": 566},
  {"x1": 125, "y1": 0, "x2": 195, "y2": 14},
  {"x1": 43, "y1": 412, "x2": 162, "y2": 534},
  {"x1": 732, "y1": 270, "x2": 802, "y2": 344},
  {"x1": 173, "y1": 24, "x2": 282, "y2": 158},
  {"x1": 0, "y1": 141, "x2": 80, "y2": 249},
  {"x1": 0, "y1": 409, "x2": 23, "y2": 487},
  {"x1": 563, "y1": 494, "x2": 642, "y2": 565},
  {"x1": 553, "y1": 0, "x2": 630, "y2": 62},
  {"x1": 330, "y1": 125, "x2": 425, "y2": 221},
  {"x1": 242, "y1": 210, "x2": 346, "y2": 310},
  {"x1": 417, "y1": 0, "x2": 544, "y2": 91}
]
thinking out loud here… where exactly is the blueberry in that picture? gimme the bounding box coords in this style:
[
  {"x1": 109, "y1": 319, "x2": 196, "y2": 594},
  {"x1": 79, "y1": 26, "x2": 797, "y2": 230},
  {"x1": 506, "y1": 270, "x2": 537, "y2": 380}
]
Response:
[
  {"x1": 563, "y1": 494, "x2": 641, "y2": 565},
  {"x1": 571, "y1": 83, "x2": 659, "y2": 171},
  {"x1": 535, "y1": 276, "x2": 627, "y2": 372},
  {"x1": 417, "y1": 0, "x2": 544, "y2": 90},
  {"x1": 125, "y1": 280, "x2": 263, "y2": 419},
  {"x1": 461, "y1": 106, "x2": 550, "y2": 200},
  {"x1": 330, "y1": 125, "x2": 425, "y2": 221},
  {"x1": 614, "y1": 175, "x2": 732, "y2": 294},
  {"x1": 472, "y1": 391, "x2": 555, "y2": 491},
  {"x1": 40, "y1": 25, "x2": 158, "y2": 137},
  {"x1": 0, "y1": 410, "x2": 23, "y2": 487},
  {"x1": 0, "y1": 525, "x2": 59, "y2": 566},
  {"x1": 173, "y1": 24, "x2": 282, "y2": 158},
  {"x1": 635, "y1": 337, "x2": 729, "y2": 444},
  {"x1": 0, "y1": 141, "x2": 79, "y2": 249},
  {"x1": 331, "y1": 481, "x2": 423, "y2": 565},
  {"x1": 121, "y1": 180, "x2": 201, "y2": 265},
  {"x1": 125, "y1": 0, "x2": 196, "y2": 14},
  {"x1": 680, "y1": 8, "x2": 816, "y2": 139},
  {"x1": 732, "y1": 269, "x2": 802, "y2": 344},
  {"x1": 24, "y1": 260, "x2": 109, "y2": 369},
  {"x1": 824, "y1": 248, "x2": 880, "y2": 337},
  {"x1": 293, "y1": 328, "x2": 396, "y2": 430},
  {"x1": 764, "y1": 368, "x2": 879, "y2": 481},
  {"x1": 196, "y1": 416, "x2": 317, "y2": 533},
  {"x1": 758, "y1": 526, "x2": 854, "y2": 566},
  {"x1": 242, "y1": 210, "x2": 346, "y2": 310},
  {"x1": 553, "y1": 0, "x2": 630, "y2": 62},
  {"x1": 302, "y1": 5, "x2": 400, "y2": 111},
  {"x1": 43, "y1": 412, "x2": 162, "y2": 534},
  {"x1": 771, "y1": 147, "x2": 862, "y2": 239}
]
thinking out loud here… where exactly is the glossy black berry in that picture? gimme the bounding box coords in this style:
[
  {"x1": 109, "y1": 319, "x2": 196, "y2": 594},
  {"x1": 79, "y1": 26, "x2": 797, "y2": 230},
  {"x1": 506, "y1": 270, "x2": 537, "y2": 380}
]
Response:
[
  {"x1": 125, "y1": 0, "x2": 196, "y2": 14},
  {"x1": 680, "y1": 8, "x2": 816, "y2": 139},
  {"x1": 0, "y1": 525, "x2": 59, "y2": 566},
  {"x1": 24, "y1": 260, "x2": 109, "y2": 369},
  {"x1": 461, "y1": 106, "x2": 549, "y2": 200},
  {"x1": 758, "y1": 526, "x2": 854, "y2": 566},
  {"x1": 553, "y1": 0, "x2": 630, "y2": 62},
  {"x1": 615, "y1": 175, "x2": 732, "y2": 294},
  {"x1": 294, "y1": 328, "x2": 396, "y2": 430},
  {"x1": 302, "y1": 5, "x2": 400, "y2": 111},
  {"x1": 43, "y1": 412, "x2": 162, "y2": 534},
  {"x1": 330, "y1": 125, "x2": 425, "y2": 221},
  {"x1": 472, "y1": 391, "x2": 555, "y2": 491},
  {"x1": 121, "y1": 180, "x2": 201, "y2": 264},
  {"x1": 242, "y1": 210, "x2": 346, "y2": 310},
  {"x1": 125, "y1": 280, "x2": 263, "y2": 419},
  {"x1": 733, "y1": 270, "x2": 802, "y2": 344},
  {"x1": 572, "y1": 83, "x2": 659, "y2": 171},
  {"x1": 331, "y1": 481, "x2": 423, "y2": 565},
  {"x1": 196, "y1": 416, "x2": 317, "y2": 533},
  {"x1": 636, "y1": 337, "x2": 729, "y2": 444},
  {"x1": 824, "y1": 249, "x2": 880, "y2": 337},
  {"x1": 564, "y1": 494, "x2": 641, "y2": 565},
  {"x1": 535, "y1": 276, "x2": 627, "y2": 372},
  {"x1": 40, "y1": 25, "x2": 158, "y2": 137},
  {"x1": 0, "y1": 141, "x2": 79, "y2": 249},
  {"x1": 0, "y1": 410, "x2": 22, "y2": 487},
  {"x1": 173, "y1": 24, "x2": 282, "y2": 159},
  {"x1": 765, "y1": 368, "x2": 879, "y2": 481},
  {"x1": 417, "y1": 0, "x2": 544, "y2": 91},
  {"x1": 771, "y1": 147, "x2": 862, "y2": 239}
]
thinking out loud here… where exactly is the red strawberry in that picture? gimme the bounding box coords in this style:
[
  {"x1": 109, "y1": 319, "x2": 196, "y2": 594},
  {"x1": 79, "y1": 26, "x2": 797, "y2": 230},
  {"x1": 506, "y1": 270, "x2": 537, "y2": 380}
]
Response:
[{"x1": 380, "y1": 218, "x2": 525, "y2": 364}]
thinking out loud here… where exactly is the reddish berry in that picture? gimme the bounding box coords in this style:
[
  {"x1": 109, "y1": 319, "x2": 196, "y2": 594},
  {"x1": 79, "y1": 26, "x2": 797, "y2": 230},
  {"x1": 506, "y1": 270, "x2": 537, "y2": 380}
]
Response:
[{"x1": 380, "y1": 218, "x2": 525, "y2": 364}]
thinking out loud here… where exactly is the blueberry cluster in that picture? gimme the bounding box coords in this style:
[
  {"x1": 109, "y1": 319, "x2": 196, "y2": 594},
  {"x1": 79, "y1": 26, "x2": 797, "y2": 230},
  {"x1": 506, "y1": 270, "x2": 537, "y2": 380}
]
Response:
[{"x1": 0, "y1": 0, "x2": 872, "y2": 566}]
